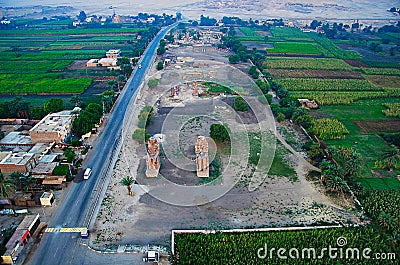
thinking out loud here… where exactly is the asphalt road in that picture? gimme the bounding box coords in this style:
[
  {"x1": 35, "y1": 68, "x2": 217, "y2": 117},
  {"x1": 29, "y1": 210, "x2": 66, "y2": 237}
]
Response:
[{"x1": 27, "y1": 23, "x2": 177, "y2": 265}]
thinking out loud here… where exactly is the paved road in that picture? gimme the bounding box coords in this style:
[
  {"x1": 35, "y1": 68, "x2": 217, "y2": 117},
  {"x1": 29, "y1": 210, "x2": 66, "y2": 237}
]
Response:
[{"x1": 27, "y1": 23, "x2": 177, "y2": 265}]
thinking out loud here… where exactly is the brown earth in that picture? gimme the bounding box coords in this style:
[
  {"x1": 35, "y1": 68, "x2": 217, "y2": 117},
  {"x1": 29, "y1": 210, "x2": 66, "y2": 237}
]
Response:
[
  {"x1": 344, "y1": 60, "x2": 370, "y2": 68},
  {"x1": 354, "y1": 120, "x2": 400, "y2": 133}
]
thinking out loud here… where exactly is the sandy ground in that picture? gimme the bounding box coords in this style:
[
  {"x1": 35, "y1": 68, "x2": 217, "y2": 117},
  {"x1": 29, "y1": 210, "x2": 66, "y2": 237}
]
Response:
[{"x1": 90, "y1": 41, "x2": 360, "y2": 249}]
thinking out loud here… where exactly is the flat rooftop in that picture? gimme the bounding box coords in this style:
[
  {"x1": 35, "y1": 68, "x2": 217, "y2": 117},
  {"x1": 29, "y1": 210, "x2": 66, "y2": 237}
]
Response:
[
  {"x1": 0, "y1": 152, "x2": 34, "y2": 165},
  {"x1": 106, "y1": 49, "x2": 120, "y2": 53},
  {"x1": 28, "y1": 143, "x2": 53, "y2": 156},
  {"x1": 99, "y1": 58, "x2": 117, "y2": 63},
  {"x1": 0, "y1": 131, "x2": 32, "y2": 145},
  {"x1": 30, "y1": 111, "x2": 73, "y2": 133}
]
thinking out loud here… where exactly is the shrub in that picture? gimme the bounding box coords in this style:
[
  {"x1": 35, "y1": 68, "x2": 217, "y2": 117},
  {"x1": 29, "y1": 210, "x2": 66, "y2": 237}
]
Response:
[
  {"x1": 210, "y1": 124, "x2": 230, "y2": 142},
  {"x1": 234, "y1": 97, "x2": 249, "y2": 111},
  {"x1": 277, "y1": 112, "x2": 286, "y2": 122},
  {"x1": 52, "y1": 165, "x2": 69, "y2": 176},
  {"x1": 148, "y1": 79, "x2": 159, "y2": 88},
  {"x1": 156, "y1": 61, "x2": 163, "y2": 70},
  {"x1": 71, "y1": 139, "x2": 81, "y2": 147},
  {"x1": 132, "y1": 129, "x2": 151, "y2": 143}
]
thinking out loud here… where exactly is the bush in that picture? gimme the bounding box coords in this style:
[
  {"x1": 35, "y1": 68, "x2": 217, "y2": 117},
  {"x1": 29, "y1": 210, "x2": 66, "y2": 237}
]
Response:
[
  {"x1": 71, "y1": 139, "x2": 81, "y2": 147},
  {"x1": 265, "y1": 94, "x2": 273, "y2": 104},
  {"x1": 229, "y1": 54, "x2": 240, "y2": 64},
  {"x1": 210, "y1": 123, "x2": 230, "y2": 142},
  {"x1": 248, "y1": 66, "x2": 259, "y2": 79},
  {"x1": 132, "y1": 128, "x2": 151, "y2": 143},
  {"x1": 234, "y1": 97, "x2": 249, "y2": 111},
  {"x1": 156, "y1": 61, "x2": 164, "y2": 70},
  {"x1": 277, "y1": 112, "x2": 286, "y2": 122},
  {"x1": 148, "y1": 79, "x2": 159, "y2": 88},
  {"x1": 137, "y1": 106, "x2": 154, "y2": 128},
  {"x1": 52, "y1": 165, "x2": 69, "y2": 176},
  {"x1": 63, "y1": 148, "x2": 76, "y2": 163}
]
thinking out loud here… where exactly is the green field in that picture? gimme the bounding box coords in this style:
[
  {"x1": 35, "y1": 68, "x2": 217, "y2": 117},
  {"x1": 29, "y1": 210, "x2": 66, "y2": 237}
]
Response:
[
  {"x1": 280, "y1": 78, "x2": 380, "y2": 92},
  {"x1": 0, "y1": 24, "x2": 147, "y2": 94},
  {"x1": 358, "y1": 178, "x2": 400, "y2": 190},
  {"x1": 267, "y1": 42, "x2": 322, "y2": 55},
  {"x1": 270, "y1": 26, "x2": 313, "y2": 42},
  {"x1": 173, "y1": 227, "x2": 397, "y2": 265},
  {"x1": 238, "y1": 27, "x2": 261, "y2": 37},
  {"x1": 264, "y1": 57, "x2": 353, "y2": 70},
  {"x1": 310, "y1": 99, "x2": 400, "y2": 177},
  {"x1": 310, "y1": 35, "x2": 362, "y2": 60}
]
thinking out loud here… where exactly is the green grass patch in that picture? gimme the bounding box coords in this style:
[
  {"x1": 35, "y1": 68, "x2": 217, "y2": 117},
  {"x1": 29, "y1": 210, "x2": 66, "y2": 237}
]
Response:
[
  {"x1": 238, "y1": 27, "x2": 261, "y2": 37},
  {"x1": 267, "y1": 42, "x2": 322, "y2": 55},
  {"x1": 270, "y1": 26, "x2": 312, "y2": 40},
  {"x1": 203, "y1": 82, "x2": 233, "y2": 94},
  {"x1": 358, "y1": 178, "x2": 400, "y2": 190}
]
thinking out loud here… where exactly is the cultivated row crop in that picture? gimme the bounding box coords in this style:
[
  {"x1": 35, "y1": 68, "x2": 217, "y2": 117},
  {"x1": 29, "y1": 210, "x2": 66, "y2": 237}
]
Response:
[
  {"x1": 310, "y1": 118, "x2": 349, "y2": 140},
  {"x1": 279, "y1": 78, "x2": 380, "y2": 92},
  {"x1": 290, "y1": 90, "x2": 400, "y2": 105},
  {"x1": 264, "y1": 58, "x2": 353, "y2": 70}
]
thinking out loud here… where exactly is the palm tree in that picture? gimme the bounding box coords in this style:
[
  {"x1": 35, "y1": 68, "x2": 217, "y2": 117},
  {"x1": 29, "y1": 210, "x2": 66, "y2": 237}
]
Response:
[
  {"x1": 70, "y1": 95, "x2": 81, "y2": 107},
  {"x1": 10, "y1": 172, "x2": 24, "y2": 191},
  {"x1": 382, "y1": 147, "x2": 400, "y2": 171},
  {"x1": 102, "y1": 95, "x2": 114, "y2": 113},
  {"x1": 22, "y1": 175, "x2": 37, "y2": 194},
  {"x1": 0, "y1": 172, "x2": 14, "y2": 199},
  {"x1": 120, "y1": 176, "x2": 135, "y2": 195}
]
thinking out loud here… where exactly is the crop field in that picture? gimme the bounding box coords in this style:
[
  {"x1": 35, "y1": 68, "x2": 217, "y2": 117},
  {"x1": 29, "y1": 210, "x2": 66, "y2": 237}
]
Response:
[
  {"x1": 353, "y1": 120, "x2": 400, "y2": 133},
  {"x1": 364, "y1": 75, "x2": 400, "y2": 88},
  {"x1": 264, "y1": 58, "x2": 353, "y2": 70},
  {"x1": 279, "y1": 78, "x2": 380, "y2": 92},
  {"x1": 360, "y1": 68, "x2": 400, "y2": 76},
  {"x1": 382, "y1": 103, "x2": 400, "y2": 118},
  {"x1": 238, "y1": 27, "x2": 261, "y2": 37},
  {"x1": 0, "y1": 25, "x2": 146, "y2": 94},
  {"x1": 0, "y1": 27, "x2": 146, "y2": 36},
  {"x1": 310, "y1": 35, "x2": 362, "y2": 60},
  {"x1": 173, "y1": 227, "x2": 397, "y2": 265},
  {"x1": 269, "y1": 26, "x2": 313, "y2": 42},
  {"x1": 268, "y1": 69, "x2": 363, "y2": 79},
  {"x1": 266, "y1": 42, "x2": 322, "y2": 55},
  {"x1": 290, "y1": 91, "x2": 399, "y2": 105},
  {"x1": 358, "y1": 178, "x2": 400, "y2": 191}
]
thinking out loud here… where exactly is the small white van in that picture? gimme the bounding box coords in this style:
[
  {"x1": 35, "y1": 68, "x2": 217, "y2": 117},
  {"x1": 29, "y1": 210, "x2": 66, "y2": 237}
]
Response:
[{"x1": 83, "y1": 168, "x2": 92, "y2": 180}]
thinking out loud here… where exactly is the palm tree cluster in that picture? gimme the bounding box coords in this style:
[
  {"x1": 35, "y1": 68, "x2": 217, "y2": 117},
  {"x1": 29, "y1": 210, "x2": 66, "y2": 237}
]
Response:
[
  {"x1": 320, "y1": 147, "x2": 362, "y2": 194},
  {"x1": 0, "y1": 172, "x2": 14, "y2": 199},
  {"x1": 0, "y1": 172, "x2": 38, "y2": 199}
]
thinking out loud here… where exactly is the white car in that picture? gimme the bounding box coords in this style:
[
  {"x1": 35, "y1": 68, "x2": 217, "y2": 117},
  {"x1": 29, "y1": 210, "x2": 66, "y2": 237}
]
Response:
[
  {"x1": 83, "y1": 168, "x2": 92, "y2": 180},
  {"x1": 138, "y1": 64, "x2": 142, "y2": 69}
]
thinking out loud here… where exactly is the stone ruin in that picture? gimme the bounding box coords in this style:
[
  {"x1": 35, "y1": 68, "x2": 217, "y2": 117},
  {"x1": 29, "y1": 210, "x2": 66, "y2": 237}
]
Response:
[
  {"x1": 146, "y1": 137, "x2": 160, "y2": 178},
  {"x1": 195, "y1": 136, "x2": 209, "y2": 178},
  {"x1": 192, "y1": 81, "x2": 199, "y2": 97},
  {"x1": 170, "y1": 86, "x2": 180, "y2": 99}
]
